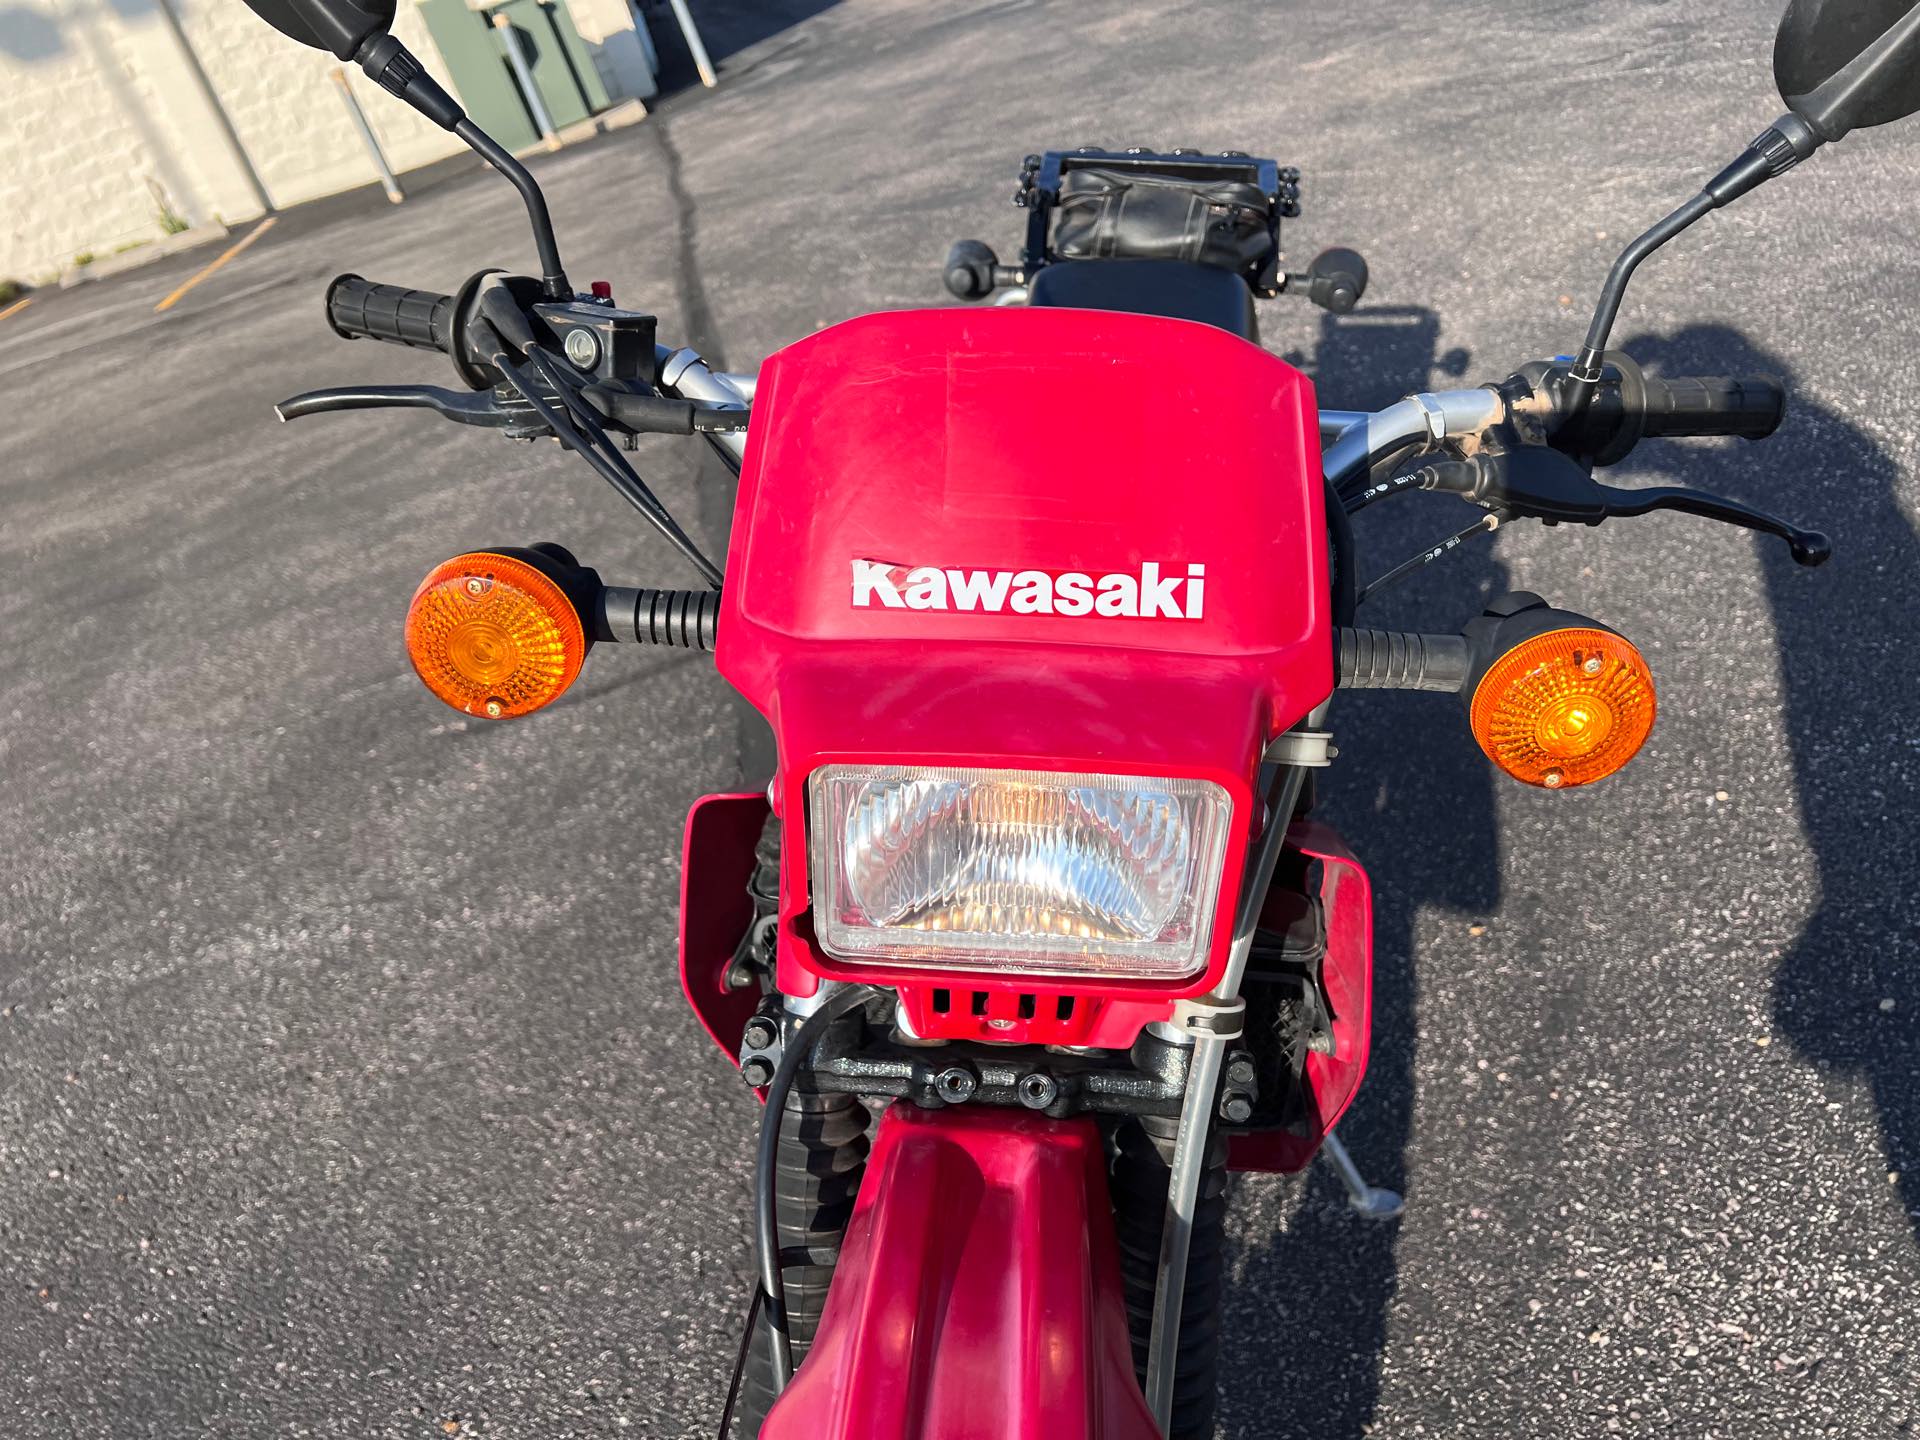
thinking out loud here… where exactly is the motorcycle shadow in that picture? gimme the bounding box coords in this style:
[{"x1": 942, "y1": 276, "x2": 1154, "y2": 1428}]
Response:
[
  {"x1": 1620, "y1": 324, "x2": 1918, "y2": 1244},
  {"x1": 1217, "y1": 309, "x2": 1496, "y2": 1440}
]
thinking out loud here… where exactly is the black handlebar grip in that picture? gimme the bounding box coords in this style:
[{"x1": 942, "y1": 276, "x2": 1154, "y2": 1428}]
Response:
[
  {"x1": 1636, "y1": 375, "x2": 1786, "y2": 442},
  {"x1": 325, "y1": 274, "x2": 458, "y2": 354}
]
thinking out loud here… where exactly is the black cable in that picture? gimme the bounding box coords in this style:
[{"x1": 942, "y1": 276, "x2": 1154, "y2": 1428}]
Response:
[
  {"x1": 716, "y1": 1284, "x2": 764, "y2": 1440},
  {"x1": 1336, "y1": 436, "x2": 1423, "y2": 504},
  {"x1": 754, "y1": 985, "x2": 882, "y2": 1395},
  {"x1": 1358, "y1": 511, "x2": 1505, "y2": 606},
  {"x1": 491, "y1": 346, "x2": 724, "y2": 589},
  {"x1": 1344, "y1": 457, "x2": 1480, "y2": 515},
  {"x1": 524, "y1": 348, "x2": 727, "y2": 588}
]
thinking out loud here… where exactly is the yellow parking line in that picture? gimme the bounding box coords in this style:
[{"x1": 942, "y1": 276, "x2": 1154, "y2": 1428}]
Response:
[
  {"x1": 154, "y1": 216, "x2": 278, "y2": 313},
  {"x1": 0, "y1": 296, "x2": 32, "y2": 323}
]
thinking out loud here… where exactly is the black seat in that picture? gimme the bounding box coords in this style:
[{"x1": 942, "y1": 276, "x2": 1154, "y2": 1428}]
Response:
[{"x1": 1027, "y1": 259, "x2": 1259, "y2": 343}]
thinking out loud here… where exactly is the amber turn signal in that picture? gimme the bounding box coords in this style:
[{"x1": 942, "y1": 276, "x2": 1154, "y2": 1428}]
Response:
[
  {"x1": 405, "y1": 550, "x2": 588, "y2": 719},
  {"x1": 1469, "y1": 625, "x2": 1656, "y2": 789}
]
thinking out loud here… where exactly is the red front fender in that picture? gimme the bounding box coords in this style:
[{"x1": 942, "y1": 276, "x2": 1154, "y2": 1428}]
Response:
[{"x1": 763, "y1": 1104, "x2": 1161, "y2": 1440}]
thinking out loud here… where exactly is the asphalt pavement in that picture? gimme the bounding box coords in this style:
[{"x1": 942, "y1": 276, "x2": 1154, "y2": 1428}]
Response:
[{"x1": 4, "y1": 0, "x2": 1918, "y2": 1435}]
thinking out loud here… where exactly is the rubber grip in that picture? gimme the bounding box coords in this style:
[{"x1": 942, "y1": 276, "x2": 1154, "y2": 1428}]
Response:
[
  {"x1": 325, "y1": 274, "x2": 457, "y2": 353},
  {"x1": 1636, "y1": 375, "x2": 1785, "y2": 441}
]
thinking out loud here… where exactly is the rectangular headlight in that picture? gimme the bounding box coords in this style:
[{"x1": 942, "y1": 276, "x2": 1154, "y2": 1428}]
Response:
[{"x1": 808, "y1": 764, "x2": 1233, "y2": 979}]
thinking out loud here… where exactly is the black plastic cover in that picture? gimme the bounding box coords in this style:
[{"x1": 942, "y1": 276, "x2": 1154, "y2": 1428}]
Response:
[{"x1": 1027, "y1": 258, "x2": 1259, "y2": 342}]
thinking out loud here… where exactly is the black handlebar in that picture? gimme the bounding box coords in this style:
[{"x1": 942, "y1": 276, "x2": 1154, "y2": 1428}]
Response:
[
  {"x1": 325, "y1": 274, "x2": 458, "y2": 353},
  {"x1": 1634, "y1": 373, "x2": 1785, "y2": 442}
]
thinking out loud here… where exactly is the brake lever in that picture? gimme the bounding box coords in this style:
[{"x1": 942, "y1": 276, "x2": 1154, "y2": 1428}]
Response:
[
  {"x1": 1448, "y1": 448, "x2": 1832, "y2": 567},
  {"x1": 275, "y1": 383, "x2": 513, "y2": 429},
  {"x1": 1594, "y1": 481, "x2": 1831, "y2": 566}
]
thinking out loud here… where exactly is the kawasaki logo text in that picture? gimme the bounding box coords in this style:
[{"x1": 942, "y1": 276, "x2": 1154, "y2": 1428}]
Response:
[{"x1": 851, "y1": 560, "x2": 1205, "y2": 620}]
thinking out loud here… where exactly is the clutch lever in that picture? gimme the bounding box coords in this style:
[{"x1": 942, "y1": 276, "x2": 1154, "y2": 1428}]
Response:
[
  {"x1": 275, "y1": 383, "x2": 516, "y2": 429},
  {"x1": 1441, "y1": 447, "x2": 1832, "y2": 567}
]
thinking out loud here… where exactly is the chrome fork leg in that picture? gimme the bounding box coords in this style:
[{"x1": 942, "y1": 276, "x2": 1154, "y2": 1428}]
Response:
[
  {"x1": 1318, "y1": 1129, "x2": 1404, "y2": 1220},
  {"x1": 1142, "y1": 1023, "x2": 1228, "y2": 1427},
  {"x1": 1142, "y1": 759, "x2": 1311, "y2": 1434}
]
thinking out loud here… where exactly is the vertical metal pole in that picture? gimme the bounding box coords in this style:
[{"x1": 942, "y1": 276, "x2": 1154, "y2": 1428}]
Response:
[
  {"x1": 151, "y1": 0, "x2": 275, "y2": 216},
  {"x1": 330, "y1": 68, "x2": 404, "y2": 204},
  {"x1": 492, "y1": 12, "x2": 563, "y2": 150},
  {"x1": 664, "y1": 0, "x2": 718, "y2": 87}
]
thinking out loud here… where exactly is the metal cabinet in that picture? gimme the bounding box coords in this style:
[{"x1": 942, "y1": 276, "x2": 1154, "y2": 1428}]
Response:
[{"x1": 418, "y1": 0, "x2": 613, "y2": 151}]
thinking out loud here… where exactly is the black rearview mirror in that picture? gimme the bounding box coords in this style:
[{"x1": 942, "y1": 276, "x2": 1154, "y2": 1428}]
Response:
[
  {"x1": 1776, "y1": 0, "x2": 1920, "y2": 140},
  {"x1": 239, "y1": 0, "x2": 395, "y2": 61}
]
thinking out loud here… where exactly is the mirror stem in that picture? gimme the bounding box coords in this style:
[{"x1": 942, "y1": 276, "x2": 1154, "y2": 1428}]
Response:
[
  {"x1": 357, "y1": 34, "x2": 571, "y2": 299},
  {"x1": 1561, "y1": 113, "x2": 1822, "y2": 428},
  {"x1": 453, "y1": 118, "x2": 571, "y2": 299}
]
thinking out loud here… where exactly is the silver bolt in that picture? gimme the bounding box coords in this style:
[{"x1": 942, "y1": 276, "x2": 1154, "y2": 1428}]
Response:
[
  {"x1": 1581, "y1": 653, "x2": 1604, "y2": 676},
  {"x1": 1542, "y1": 767, "x2": 1565, "y2": 789},
  {"x1": 563, "y1": 327, "x2": 600, "y2": 369}
]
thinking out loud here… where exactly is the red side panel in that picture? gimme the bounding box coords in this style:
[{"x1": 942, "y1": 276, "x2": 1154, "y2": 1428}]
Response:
[
  {"x1": 678, "y1": 791, "x2": 770, "y2": 1062},
  {"x1": 762, "y1": 1105, "x2": 1160, "y2": 1440},
  {"x1": 1228, "y1": 820, "x2": 1374, "y2": 1172}
]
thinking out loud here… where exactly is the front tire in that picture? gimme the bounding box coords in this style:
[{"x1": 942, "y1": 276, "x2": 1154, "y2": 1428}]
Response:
[
  {"x1": 734, "y1": 1085, "x2": 870, "y2": 1435},
  {"x1": 1109, "y1": 1114, "x2": 1229, "y2": 1440}
]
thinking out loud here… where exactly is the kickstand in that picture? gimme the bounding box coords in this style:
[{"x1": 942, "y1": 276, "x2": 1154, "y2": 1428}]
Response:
[{"x1": 1318, "y1": 1130, "x2": 1404, "y2": 1220}]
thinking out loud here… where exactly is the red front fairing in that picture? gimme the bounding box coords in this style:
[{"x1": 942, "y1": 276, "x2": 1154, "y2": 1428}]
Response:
[
  {"x1": 761, "y1": 1104, "x2": 1160, "y2": 1440},
  {"x1": 716, "y1": 307, "x2": 1331, "y2": 1031}
]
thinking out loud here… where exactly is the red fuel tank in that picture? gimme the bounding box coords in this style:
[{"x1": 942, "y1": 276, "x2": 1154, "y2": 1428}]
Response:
[{"x1": 717, "y1": 306, "x2": 1330, "y2": 1007}]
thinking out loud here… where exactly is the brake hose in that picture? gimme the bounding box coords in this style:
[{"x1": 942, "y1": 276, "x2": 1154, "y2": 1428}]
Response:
[
  {"x1": 754, "y1": 984, "x2": 883, "y2": 1394},
  {"x1": 1324, "y1": 475, "x2": 1358, "y2": 628}
]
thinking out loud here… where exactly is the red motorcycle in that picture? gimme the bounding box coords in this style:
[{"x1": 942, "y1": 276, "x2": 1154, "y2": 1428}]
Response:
[{"x1": 246, "y1": 0, "x2": 1920, "y2": 1432}]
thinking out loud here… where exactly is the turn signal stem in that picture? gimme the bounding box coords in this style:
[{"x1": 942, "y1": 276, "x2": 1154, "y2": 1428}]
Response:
[
  {"x1": 600, "y1": 587, "x2": 720, "y2": 649},
  {"x1": 1330, "y1": 598, "x2": 1657, "y2": 789}
]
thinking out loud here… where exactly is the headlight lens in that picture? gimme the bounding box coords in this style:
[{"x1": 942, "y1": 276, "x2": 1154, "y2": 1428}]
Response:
[{"x1": 808, "y1": 764, "x2": 1233, "y2": 979}]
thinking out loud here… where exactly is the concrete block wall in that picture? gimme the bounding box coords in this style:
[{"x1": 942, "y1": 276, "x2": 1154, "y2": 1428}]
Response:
[
  {"x1": 0, "y1": 0, "x2": 653, "y2": 284},
  {"x1": 173, "y1": 0, "x2": 468, "y2": 218}
]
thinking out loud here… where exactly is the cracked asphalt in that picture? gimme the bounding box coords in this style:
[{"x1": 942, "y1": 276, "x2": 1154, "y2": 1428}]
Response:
[{"x1": 3, "y1": 0, "x2": 1918, "y2": 1436}]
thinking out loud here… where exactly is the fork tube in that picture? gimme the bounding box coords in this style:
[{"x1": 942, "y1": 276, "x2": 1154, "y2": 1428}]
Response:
[
  {"x1": 1143, "y1": 1028, "x2": 1226, "y2": 1426},
  {"x1": 1143, "y1": 745, "x2": 1313, "y2": 1428}
]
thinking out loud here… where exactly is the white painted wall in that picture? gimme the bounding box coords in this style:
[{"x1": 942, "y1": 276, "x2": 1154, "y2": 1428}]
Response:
[{"x1": 0, "y1": 0, "x2": 653, "y2": 283}]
